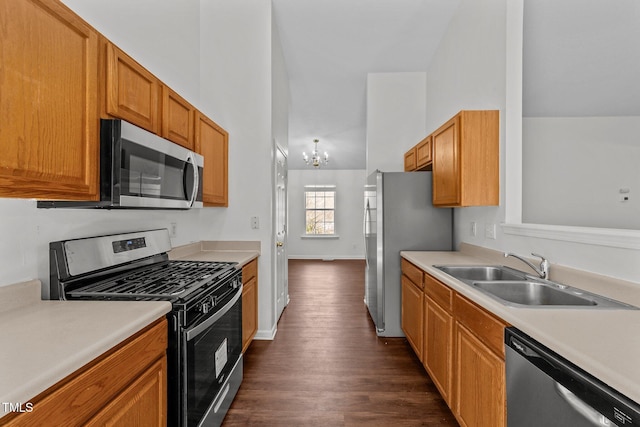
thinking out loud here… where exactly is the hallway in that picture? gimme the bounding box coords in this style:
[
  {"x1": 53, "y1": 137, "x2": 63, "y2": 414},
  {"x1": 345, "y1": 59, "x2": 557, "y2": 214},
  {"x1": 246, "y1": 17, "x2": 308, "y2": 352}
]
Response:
[{"x1": 223, "y1": 259, "x2": 458, "y2": 426}]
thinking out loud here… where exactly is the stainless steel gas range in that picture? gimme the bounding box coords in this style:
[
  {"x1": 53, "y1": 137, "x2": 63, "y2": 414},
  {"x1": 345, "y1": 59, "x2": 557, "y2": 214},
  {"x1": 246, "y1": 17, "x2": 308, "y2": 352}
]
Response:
[{"x1": 47, "y1": 229, "x2": 242, "y2": 427}]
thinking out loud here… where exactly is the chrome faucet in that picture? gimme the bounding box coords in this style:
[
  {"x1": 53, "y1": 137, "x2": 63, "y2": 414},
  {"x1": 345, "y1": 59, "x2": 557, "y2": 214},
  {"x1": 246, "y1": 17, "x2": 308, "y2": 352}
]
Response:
[{"x1": 504, "y1": 252, "x2": 550, "y2": 280}]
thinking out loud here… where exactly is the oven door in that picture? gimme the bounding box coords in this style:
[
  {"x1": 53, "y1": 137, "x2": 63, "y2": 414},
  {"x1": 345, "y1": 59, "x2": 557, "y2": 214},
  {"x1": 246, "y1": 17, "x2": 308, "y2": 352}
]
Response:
[
  {"x1": 102, "y1": 119, "x2": 204, "y2": 209},
  {"x1": 183, "y1": 287, "x2": 243, "y2": 427}
]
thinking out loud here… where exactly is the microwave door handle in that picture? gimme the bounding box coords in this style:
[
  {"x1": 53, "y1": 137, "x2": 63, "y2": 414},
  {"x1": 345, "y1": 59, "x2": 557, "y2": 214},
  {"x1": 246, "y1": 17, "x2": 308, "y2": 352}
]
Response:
[{"x1": 184, "y1": 152, "x2": 199, "y2": 207}]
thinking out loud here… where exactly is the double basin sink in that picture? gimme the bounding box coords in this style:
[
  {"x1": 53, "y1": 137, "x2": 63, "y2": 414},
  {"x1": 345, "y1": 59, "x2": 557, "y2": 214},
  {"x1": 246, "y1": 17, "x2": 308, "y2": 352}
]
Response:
[{"x1": 434, "y1": 265, "x2": 637, "y2": 309}]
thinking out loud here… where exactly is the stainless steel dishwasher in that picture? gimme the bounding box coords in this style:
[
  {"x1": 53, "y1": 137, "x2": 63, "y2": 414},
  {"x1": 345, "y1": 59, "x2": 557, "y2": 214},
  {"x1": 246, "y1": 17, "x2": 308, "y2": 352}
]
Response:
[{"x1": 505, "y1": 327, "x2": 640, "y2": 426}]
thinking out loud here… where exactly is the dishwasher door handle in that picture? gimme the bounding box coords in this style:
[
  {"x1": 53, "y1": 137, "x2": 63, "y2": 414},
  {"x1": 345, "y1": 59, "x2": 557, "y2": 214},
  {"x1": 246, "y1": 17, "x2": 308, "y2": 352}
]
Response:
[{"x1": 555, "y1": 383, "x2": 613, "y2": 426}]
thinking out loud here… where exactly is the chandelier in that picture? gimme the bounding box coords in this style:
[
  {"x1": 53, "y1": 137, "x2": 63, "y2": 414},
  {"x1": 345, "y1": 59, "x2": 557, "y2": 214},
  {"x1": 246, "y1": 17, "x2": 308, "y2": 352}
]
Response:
[{"x1": 302, "y1": 139, "x2": 329, "y2": 168}]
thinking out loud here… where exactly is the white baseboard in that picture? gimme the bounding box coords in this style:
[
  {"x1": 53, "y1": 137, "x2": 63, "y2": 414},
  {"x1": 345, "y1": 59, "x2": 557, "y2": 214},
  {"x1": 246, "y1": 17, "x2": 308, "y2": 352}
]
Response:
[
  {"x1": 288, "y1": 255, "x2": 365, "y2": 260},
  {"x1": 254, "y1": 324, "x2": 277, "y2": 340}
]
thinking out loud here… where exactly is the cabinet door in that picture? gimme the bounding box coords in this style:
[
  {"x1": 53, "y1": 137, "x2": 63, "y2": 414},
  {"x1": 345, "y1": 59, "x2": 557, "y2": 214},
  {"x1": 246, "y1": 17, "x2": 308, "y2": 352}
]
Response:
[
  {"x1": 416, "y1": 136, "x2": 432, "y2": 169},
  {"x1": 85, "y1": 358, "x2": 167, "y2": 427},
  {"x1": 195, "y1": 113, "x2": 228, "y2": 206},
  {"x1": 242, "y1": 277, "x2": 258, "y2": 352},
  {"x1": 423, "y1": 297, "x2": 453, "y2": 405},
  {"x1": 454, "y1": 322, "x2": 505, "y2": 427},
  {"x1": 0, "y1": 0, "x2": 99, "y2": 200},
  {"x1": 105, "y1": 43, "x2": 160, "y2": 133},
  {"x1": 161, "y1": 86, "x2": 195, "y2": 150},
  {"x1": 401, "y1": 275, "x2": 423, "y2": 360},
  {"x1": 432, "y1": 116, "x2": 460, "y2": 206},
  {"x1": 404, "y1": 147, "x2": 417, "y2": 171}
]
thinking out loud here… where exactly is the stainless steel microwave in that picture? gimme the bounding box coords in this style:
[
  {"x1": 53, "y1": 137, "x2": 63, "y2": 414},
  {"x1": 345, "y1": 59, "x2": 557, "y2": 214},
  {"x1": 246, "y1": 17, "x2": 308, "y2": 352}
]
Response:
[{"x1": 38, "y1": 119, "x2": 203, "y2": 209}]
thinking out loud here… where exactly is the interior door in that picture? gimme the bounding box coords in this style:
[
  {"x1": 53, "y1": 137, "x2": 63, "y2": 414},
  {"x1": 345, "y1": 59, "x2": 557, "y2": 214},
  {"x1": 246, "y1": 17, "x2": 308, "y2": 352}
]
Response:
[{"x1": 275, "y1": 144, "x2": 288, "y2": 320}]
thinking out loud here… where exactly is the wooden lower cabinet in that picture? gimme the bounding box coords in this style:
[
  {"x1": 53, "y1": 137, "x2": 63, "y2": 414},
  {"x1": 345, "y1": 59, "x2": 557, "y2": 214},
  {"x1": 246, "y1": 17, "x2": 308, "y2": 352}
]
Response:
[
  {"x1": 401, "y1": 275, "x2": 424, "y2": 360},
  {"x1": 242, "y1": 258, "x2": 259, "y2": 352},
  {"x1": 1, "y1": 319, "x2": 167, "y2": 427},
  {"x1": 423, "y1": 296, "x2": 453, "y2": 405},
  {"x1": 85, "y1": 358, "x2": 166, "y2": 427},
  {"x1": 454, "y1": 322, "x2": 505, "y2": 427},
  {"x1": 401, "y1": 264, "x2": 508, "y2": 427}
]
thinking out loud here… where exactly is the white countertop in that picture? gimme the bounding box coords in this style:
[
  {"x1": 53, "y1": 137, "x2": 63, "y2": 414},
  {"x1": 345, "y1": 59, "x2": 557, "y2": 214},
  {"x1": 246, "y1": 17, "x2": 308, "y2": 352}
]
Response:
[
  {"x1": 169, "y1": 241, "x2": 260, "y2": 266},
  {"x1": 0, "y1": 280, "x2": 171, "y2": 419},
  {"x1": 401, "y1": 248, "x2": 640, "y2": 404}
]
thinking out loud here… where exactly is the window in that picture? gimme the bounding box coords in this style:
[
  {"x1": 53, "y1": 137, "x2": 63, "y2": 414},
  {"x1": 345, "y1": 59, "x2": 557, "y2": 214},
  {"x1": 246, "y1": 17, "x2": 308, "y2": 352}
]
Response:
[{"x1": 304, "y1": 185, "x2": 336, "y2": 235}]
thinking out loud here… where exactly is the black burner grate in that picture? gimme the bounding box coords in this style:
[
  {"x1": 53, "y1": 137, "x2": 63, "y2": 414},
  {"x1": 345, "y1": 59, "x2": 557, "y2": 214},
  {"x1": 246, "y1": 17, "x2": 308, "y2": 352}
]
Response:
[{"x1": 67, "y1": 260, "x2": 237, "y2": 300}]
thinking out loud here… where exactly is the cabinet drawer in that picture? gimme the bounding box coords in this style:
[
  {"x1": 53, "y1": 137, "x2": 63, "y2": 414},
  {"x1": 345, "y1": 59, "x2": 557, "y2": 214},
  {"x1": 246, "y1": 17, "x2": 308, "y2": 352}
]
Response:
[
  {"x1": 242, "y1": 258, "x2": 257, "y2": 284},
  {"x1": 424, "y1": 274, "x2": 452, "y2": 312},
  {"x1": 401, "y1": 259, "x2": 423, "y2": 289},
  {"x1": 454, "y1": 294, "x2": 507, "y2": 357}
]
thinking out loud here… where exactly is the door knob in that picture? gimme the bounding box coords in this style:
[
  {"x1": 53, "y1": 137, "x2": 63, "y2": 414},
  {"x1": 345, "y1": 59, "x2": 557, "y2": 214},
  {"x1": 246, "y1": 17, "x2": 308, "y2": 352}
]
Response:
[{"x1": 276, "y1": 241, "x2": 284, "y2": 247}]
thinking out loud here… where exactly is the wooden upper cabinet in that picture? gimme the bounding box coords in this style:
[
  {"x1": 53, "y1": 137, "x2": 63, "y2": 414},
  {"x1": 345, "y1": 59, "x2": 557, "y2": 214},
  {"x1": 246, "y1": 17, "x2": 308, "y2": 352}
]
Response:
[
  {"x1": 404, "y1": 147, "x2": 417, "y2": 171},
  {"x1": 432, "y1": 116, "x2": 460, "y2": 205},
  {"x1": 416, "y1": 136, "x2": 432, "y2": 170},
  {"x1": 161, "y1": 85, "x2": 195, "y2": 150},
  {"x1": 432, "y1": 110, "x2": 499, "y2": 207},
  {"x1": 0, "y1": 0, "x2": 99, "y2": 200},
  {"x1": 195, "y1": 113, "x2": 228, "y2": 206},
  {"x1": 105, "y1": 42, "x2": 160, "y2": 134}
]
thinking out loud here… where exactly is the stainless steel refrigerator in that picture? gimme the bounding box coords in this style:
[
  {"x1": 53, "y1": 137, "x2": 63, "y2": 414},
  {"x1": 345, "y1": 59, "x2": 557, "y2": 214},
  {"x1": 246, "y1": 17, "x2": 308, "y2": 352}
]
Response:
[{"x1": 364, "y1": 171, "x2": 453, "y2": 337}]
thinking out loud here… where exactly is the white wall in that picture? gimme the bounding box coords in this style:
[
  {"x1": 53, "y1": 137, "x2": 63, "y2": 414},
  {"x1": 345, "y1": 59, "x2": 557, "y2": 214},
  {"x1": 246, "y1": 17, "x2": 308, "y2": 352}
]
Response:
[
  {"x1": 61, "y1": 0, "x2": 201, "y2": 103},
  {"x1": 429, "y1": 0, "x2": 640, "y2": 283},
  {"x1": 366, "y1": 72, "x2": 427, "y2": 175},
  {"x1": 426, "y1": 0, "x2": 506, "y2": 254},
  {"x1": 272, "y1": 19, "x2": 290, "y2": 154},
  {"x1": 523, "y1": 116, "x2": 640, "y2": 229},
  {"x1": 287, "y1": 169, "x2": 366, "y2": 259},
  {"x1": 198, "y1": 0, "x2": 277, "y2": 338}
]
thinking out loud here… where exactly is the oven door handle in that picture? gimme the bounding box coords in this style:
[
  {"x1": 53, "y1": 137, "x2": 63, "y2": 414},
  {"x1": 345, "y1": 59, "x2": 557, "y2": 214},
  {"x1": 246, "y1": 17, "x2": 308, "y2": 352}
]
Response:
[{"x1": 185, "y1": 285, "x2": 242, "y2": 341}]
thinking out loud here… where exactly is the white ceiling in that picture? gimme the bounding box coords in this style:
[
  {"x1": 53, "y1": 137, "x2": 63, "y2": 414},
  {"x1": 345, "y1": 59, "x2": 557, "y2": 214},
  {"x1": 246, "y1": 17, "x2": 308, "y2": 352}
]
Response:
[
  {"x1": 272, "y1": 0, "x2": 460, "y2": 169},
  {"x1": 523, "y1": 0, "x2": 640, "y2": 117}
]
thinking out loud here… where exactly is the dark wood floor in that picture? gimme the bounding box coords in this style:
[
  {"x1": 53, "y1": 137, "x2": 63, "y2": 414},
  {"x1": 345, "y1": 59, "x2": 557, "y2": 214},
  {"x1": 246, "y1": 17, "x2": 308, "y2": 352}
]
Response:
[{"x1": 223, "y1": 259, "x2": 458, "y2": 426}]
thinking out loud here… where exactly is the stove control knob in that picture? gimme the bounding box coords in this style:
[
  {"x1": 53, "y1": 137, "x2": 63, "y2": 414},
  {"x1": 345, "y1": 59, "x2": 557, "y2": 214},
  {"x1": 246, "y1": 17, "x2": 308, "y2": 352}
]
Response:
[{"x1": 199, "y1": 302, "x2": 211, "y2": 314}]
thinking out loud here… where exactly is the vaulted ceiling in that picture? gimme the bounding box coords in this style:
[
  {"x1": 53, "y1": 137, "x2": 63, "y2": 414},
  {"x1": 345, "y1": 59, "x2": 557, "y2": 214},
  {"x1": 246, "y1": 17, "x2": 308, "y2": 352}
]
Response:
[
  {"x1": 272, "y1": 0, "x2": 460, "y2": 170},
  {"x1": 273, "y1": 0, "x2": 640, "y2": 170}
]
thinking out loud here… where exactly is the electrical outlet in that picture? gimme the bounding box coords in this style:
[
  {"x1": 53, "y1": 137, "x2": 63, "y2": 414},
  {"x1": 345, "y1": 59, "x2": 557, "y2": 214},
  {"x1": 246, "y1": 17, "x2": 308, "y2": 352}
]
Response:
[
  {"x1": 251, "y1": 216, "x2": 260, "y2": 229},
  {"x1": 619, "y1": 188, "x2": 630, "y2": 203},
  {"x1": 470, "y1": 221, "x2": 477, "y2": 237},
  {"x1": 170, "y1": 222, "x2": 177, "y2": 238},
  {"x1": 485, "y1": 223, "x2": 497, "y2": 239}
]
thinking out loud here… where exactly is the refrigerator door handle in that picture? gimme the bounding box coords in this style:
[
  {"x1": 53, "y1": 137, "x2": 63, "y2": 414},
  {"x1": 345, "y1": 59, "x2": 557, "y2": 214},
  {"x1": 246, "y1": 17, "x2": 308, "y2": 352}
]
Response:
[{"x1": 363, "y1": 199, "x2": 369, "y2": 268}]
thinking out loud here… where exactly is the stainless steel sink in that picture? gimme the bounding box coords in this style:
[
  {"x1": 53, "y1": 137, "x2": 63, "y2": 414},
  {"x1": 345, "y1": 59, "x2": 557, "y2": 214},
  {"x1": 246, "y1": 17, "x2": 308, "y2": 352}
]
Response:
[
  {"x1": 434, "y1": 265, "x2": 638, "y2": 309},
  {"x1": 435, "y1": 265, "x2": 528, "y2": 282},
  {"x1": 472, "y1": 281, "x2": 597, "y2": 306}
]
